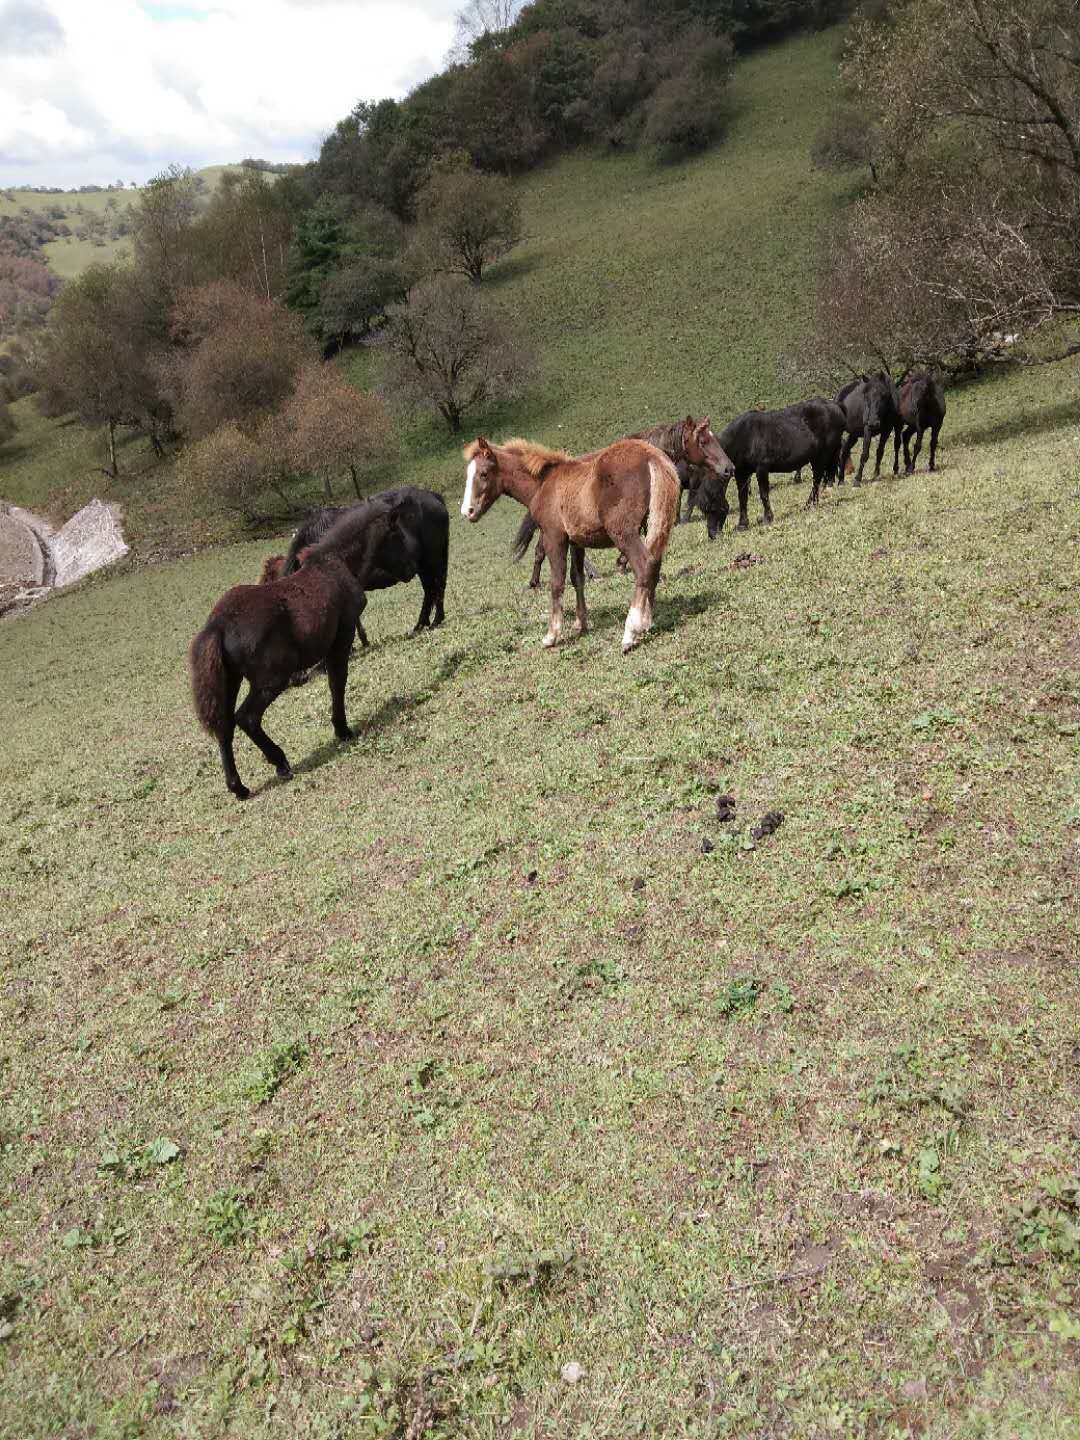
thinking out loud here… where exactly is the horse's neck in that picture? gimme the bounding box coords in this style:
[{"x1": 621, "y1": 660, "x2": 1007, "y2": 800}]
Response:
[
  {"x1": 497, "y1": 455, "x2": 546, "y2": 510},
  {"x1": 649, "y1": 423, "x2": 680, "y2": 463}
]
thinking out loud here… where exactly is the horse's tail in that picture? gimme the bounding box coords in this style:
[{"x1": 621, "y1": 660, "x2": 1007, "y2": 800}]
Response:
[
  {"x1": 511, "y1": 510, "x2": 540, "y2": 562},
  {"x1": 644, "y1": 450, "x2": 680, "y2": 559},
  {"x1": 259, "y1": 554, "x2": 285, "y2": 584},
  {"x1": 190, "y1": 622, "x2": 228, "y2": 740}
]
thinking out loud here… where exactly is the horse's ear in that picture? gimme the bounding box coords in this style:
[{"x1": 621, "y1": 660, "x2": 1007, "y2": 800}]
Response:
[
  {"x1": 701, "y1": 416, "x2": 711, "y2": 431},
  {"x1": 685, "y1": 414, "x2": 694, "y2": 428},
  {"x1": 477, "y1": 436, "x2": 492, "y2": 455}
]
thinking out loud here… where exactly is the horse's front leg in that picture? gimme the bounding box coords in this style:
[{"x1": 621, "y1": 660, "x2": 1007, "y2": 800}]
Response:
[
  {"x1": 902, "y1": 425, "x2": 914, "y2": 474},
  {"x1": 543, "y1": 535, "x2": 568, "y2": 648},
  {"x1": 892, "y1": 421, "x2": 902, "y2": 475},
  {"x1": 756, "y1": 468, "x2": 773, "y2": 524},
  {"x1": 836, "y1": 434, "x2": 855, "y2": 486},
  {"x1": 910, "y1": 424, "x2": 925, "y2": 473},
  {"x1": 236, "y1": 683, "x2": 292, "y2": 780},
  {"x1": 928, "y1": 423, "x2": 941, "y2": 472},
  {"x1": 873, "y1": 428, "x2": 888, "y2": 478},
  {"x1": 853, "y1": 424, "x2": 871, "y2": 485},
  {"x1": 736, "y1": 469, "x2": 752, "y2": 529}
]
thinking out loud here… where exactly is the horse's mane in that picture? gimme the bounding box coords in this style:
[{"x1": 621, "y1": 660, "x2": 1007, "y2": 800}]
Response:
[
  {"x1": 259, "y1": 554, "x2": 285, "y2": 584},
  {"x1": 498, "y1": 437, "x2": 573, "y2": 476},
  {"x1": 631, "y1": 418, "x2": 692, "y2": 463}
]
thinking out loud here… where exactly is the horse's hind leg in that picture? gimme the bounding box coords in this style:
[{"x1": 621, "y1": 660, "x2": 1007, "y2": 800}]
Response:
[
  {"x1": 806, "y1": 461, "x2": 822, "y2": 509},
  {"x1": 618, "y1": 533, "x2": 658, "y2": 652},
  {"x1": 218, "y1": 668, "x2": 248, "y2": 800},
  {"x1": 756, "y1": 468, "x2": 773, "y2": 524},
  {"x1": 543, "y1": 534, "x2": 569, "y2": 649},
  {"x1": 355, "y1": 592, "x2": 369, "y2": 649},
  {"x1": 569, "y1": 546, "x2": 589, "y2": 635},
  {"x1": 530, "y1": 535, "x2": 545, "y2": 589},
  {"x1": 236, "y1": 682, "x2": 292, "y2": 781},
  {"x1": 928, "y1": 422, "x2": 941, "y2": 472}
]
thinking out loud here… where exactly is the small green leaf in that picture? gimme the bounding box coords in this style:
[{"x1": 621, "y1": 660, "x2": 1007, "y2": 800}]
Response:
[{"x1": 145, "y1": 1136, "x2": 181, "y2": 1166}]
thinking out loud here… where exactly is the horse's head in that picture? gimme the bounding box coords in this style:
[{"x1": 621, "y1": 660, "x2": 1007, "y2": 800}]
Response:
[
  {"x1": 461, "y1": 438, "x2": 500, "y2": 523},
  {"x1": 682, "y1": 415, "x2": 734, "y2": 480}
]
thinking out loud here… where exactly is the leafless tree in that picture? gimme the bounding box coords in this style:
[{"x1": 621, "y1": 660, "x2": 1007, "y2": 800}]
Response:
[
  {"x1": 382, "y1": 275, "x2": 537, "y2": 432},
  {"x1": 448, "y1": 0, "x2": 524, "y2": 63}
]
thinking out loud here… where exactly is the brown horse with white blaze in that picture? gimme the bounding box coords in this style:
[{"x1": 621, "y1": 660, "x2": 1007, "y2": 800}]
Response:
[{"x1": 461, "y1": 436, "x2": 680, "y2": 652}]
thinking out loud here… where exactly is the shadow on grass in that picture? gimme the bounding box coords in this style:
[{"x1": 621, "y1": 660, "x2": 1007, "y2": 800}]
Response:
[
  {"x1": 254, "y1": 647, "x2": 472, "y2": 796},
  {"x1": 956, "y1": 400, "x2": 1080, "y2": 449}
]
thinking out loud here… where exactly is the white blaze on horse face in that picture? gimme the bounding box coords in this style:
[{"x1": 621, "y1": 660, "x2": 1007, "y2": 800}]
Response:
[{"x1": 461, "y1": 460, "x2": 476, "y2": 519}]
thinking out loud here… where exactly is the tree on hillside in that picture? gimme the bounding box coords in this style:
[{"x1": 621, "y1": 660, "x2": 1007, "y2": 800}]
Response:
[
  {"x1": 382, "y1": 274, "x2": 537, "y2": 432},
  {"x1": 33, "y1": 264, "x2": 171, "y2": 474},
  {"x1": 269, "y1": 365, "x2": 395, "y2": 499},
  {"x1": 287, "y1": 196, "x2": 407, "y2": 345},
  {"x1": 808, "y1": 0, "x2": 1080, "y2": 372},
  {"x1": 164, "y1": 281, "x2": 314, "y2": 441},
  {"x1": 187, "y1": 169, "x2": 307, "y2": 301},
  {"x1": 131, "y1": 165, "x2": 202, "y2": 298},
  {"x1": 411, "y1": 160, "x2": 523, "y2": 281},
  {"x1": 0, "y1": 397, "x2": 15, "y2": 450}
]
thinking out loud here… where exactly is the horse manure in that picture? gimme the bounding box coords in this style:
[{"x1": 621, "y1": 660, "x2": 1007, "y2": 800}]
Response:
[
  {"x1": 716, "y1": 794, "x2": 737, "y2": 823},
  {"x1": 732, "y1": 552, "x2": 765, "y2": 570},
  {"x1": 701, "y1": 837, "x2": 715, "y2": 854},
  {"x1": 525, "y1": 869, "x2": 539, "y2": 886},
  {"x1": 751, "y1": 810, "x2": 785, "y2": 842},
  {"x1": 632, "y1": 877, "x2": 646, "y2": 893}
]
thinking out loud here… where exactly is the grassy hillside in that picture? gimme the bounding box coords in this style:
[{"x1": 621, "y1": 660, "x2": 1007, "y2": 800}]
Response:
[
  {"x1": 2, "y1": 29, "x2": 1079, "y2": 1439},
  {"x1": 3, "y1": 33, "x2": 852, "y2": 555}
]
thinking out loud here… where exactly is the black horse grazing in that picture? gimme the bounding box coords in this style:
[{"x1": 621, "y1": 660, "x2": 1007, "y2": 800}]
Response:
[
  {"x1": 836, "y1": 373, "x2": 902, "y2": 485},
  {"x1": 278, "y1": 486, "x2": 449, "y2": 634},
  {"x1": 691, "y1": 399, "x2": 846, "y2": 535},
  {"x1": 191, "y1": 502, "x2": 413, "y2": 800},
  {"x1": 898, "y1": 372, "x2": 946, "y2": 474}
]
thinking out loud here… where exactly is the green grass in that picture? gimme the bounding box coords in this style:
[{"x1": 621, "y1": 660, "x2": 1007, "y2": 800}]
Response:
[{"x1": 2, "y1": 30, "x2": 1080, "y2": 1438}]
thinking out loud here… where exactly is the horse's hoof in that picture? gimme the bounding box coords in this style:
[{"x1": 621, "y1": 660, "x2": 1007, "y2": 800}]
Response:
[
  {"x1": 277, "y1": 765, "x2": 293, "y2": 782},
  {"x1": 542, "y1": 633, "x2": 559, "y2": 649},
  {"x1": 336, "y1": 727, "x2": 354, "y2": 742},
  {"x1": 232, "y1": 784, "x2": 251, "y2": 801}
]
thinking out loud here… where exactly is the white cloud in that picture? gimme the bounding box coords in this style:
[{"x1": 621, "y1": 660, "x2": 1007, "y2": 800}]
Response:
[{"x1": 0, "y1": 0, "x2": 458, "y2": 187}]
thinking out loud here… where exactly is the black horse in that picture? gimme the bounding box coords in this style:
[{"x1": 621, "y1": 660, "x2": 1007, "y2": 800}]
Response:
[
  {"x1": 690, "y1": 399, "x2": 846, "y2": 535},
  {"x1": 277, "y1": 486, "x2": 449, "y2": 635},
  {"x1": 898, "y1": 372, "x2": 946, "y2": 474},
  {"x1": 836, "y1": 373, "x2": 902, "y2": 485},
  {"x1": 192, "y1": 503, "x2": 414, "y2": 800}
]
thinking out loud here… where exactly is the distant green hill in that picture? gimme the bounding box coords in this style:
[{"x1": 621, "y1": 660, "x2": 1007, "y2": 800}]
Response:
[{"x1": 0, "y1": 165, "x2": 264, "y2": 280}]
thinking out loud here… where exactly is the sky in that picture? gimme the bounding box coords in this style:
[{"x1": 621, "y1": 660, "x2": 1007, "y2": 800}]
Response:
[{"x1": 0, "y1": 0, "x2": 459, "y2": 188}]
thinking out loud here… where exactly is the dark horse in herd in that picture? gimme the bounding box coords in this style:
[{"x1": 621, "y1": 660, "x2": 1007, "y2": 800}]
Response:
[
  {"x1": 191, "y1": 374, "x2": 944, "y2": 796},
  {"x1": 191, "y1": 499, "x2": 417, "y2": 799}
]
